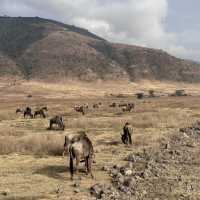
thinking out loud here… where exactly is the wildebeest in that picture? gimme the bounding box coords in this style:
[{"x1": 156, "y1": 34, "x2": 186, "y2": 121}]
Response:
[
  {"x1": 122, "y1": 103, "x2": 134, "y2": 112},
  {"x1": 41, "y1": 106, "x2": 48, "y2": 111},
  {"x1": 109, "y1": 102, "x2": 117, "y2": 107},
  {"x1": 63, "y1": 132, "x2": 94, "y2": 180},
  {"x1": 93, "y1": 103, "x2": 99, "y2": 109},
  {"x1": 24, "y1": 107, "x2": 33, "y2": 118},
  {"x1": 34, "y1": 107, "x2": 48, "y2": 118},
  {"x1": 49, "y1": 115, "x2": 65, "y2": 130},
  {"x1": 16, "y1": 108, "x2": 24, "y2": 114},
  {"x1": 118, "y1": 103, "x2": 127, "y2": 107},
  {"x1": 121, "y1": 122, "x2": 133, "y2": 145},
  {"x1": 74, "y1": 105, "x2": 85, "y2": 115}
]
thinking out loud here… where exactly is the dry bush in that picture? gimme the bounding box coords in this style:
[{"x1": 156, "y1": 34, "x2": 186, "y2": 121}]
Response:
[{"x1": 0, "y1": 134, "x2": 64, "y2": 156}]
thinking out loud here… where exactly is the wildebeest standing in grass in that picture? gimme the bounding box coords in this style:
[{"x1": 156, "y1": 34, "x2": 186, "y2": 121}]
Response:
[
  {"x1": 24, "y1": 107, "x2": 33, "y2": 118},
  {"x1": 49, "y1": 115, "x2": 65, "y2": 130},
  {"x1": 16, "y1": 108, "x2": 24, "y2": 114},
  {"x1": 74, "y1": 105, "x2": 85, "y2": 115},
  {"x1": 121, "y1": 122, "x2": 133, "y2": 145},
  {"x1": 64, "y1": 132, "x2": 94, "y2": 180},
  {"x1": 122, "y1": 103, "x2": 134, "y2": 112},
  {"x1": 109, "y1": 102, "x2": 117, "y2": 107},
  {"x1": 34, "y1": 107, "x2": 47, "y2": 118},
  {"x1": 93, "y1": 103, "x2": 99, "y2": 109}
]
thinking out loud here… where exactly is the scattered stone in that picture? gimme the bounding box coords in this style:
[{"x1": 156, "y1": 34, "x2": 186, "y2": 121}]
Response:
[
  {"x1": 124, "y1": 169, "x2": 132, "y2": 176},
  {"x1": 74, "y1": 188, "x2": 80, "y2": 193},
  {"x1": 73, "y1": 182, "x2": 80, "y2": 188},
  {"x1": 90, "y1": 183, "x2": 104, "y2": 199}
]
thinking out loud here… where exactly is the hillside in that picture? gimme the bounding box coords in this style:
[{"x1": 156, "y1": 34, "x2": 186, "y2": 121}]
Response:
[{"x1": 0, "y1": 16, "x2": 200, "y2": 82}]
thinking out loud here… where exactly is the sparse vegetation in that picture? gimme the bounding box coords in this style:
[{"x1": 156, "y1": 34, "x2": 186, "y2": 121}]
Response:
[
  {"x1": 0, "y1": 80, "x2": 200, "y2": 199},
  {"x1": 1, "y1": 16, "x2": 200, "y2": 82}
]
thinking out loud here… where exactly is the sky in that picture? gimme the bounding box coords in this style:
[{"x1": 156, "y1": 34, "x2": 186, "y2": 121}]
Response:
[{"x1": 0, "y1": 0, "x2": 199, "y2": 61}]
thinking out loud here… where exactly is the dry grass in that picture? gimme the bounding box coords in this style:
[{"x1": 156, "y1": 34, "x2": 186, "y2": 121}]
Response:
[{"x1": 0, "y1": 80, "x2": 200, "y2": 199}]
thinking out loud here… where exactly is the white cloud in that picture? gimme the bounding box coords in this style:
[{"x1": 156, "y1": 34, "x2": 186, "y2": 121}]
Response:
[{"x1": 0, "y1": 0, "x2": 199, "y2": 61}]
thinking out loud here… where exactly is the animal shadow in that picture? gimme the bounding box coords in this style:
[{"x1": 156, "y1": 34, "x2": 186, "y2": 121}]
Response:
[
  {"x1": 97, "y1": 139, "x2": 120, "y2": 146},
  {"x1": 34, "y1": 165, "x2": 69, "y2": 180}
]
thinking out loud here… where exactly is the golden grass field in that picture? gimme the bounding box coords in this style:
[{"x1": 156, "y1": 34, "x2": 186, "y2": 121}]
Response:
[{"x1": 0, "y1": 79, "x2": 200, "y2": 200}]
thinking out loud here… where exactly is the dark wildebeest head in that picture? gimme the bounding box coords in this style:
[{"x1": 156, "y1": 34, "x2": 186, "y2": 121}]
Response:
[
  {"x1": 24, "y1": 107, "x2": 33, "y2": 118},
  {"x1": 49, "y1": 115, "x2": 65, "y2": 130},
  {"x1": 65, "y1": 132, "x2": 94, "y2": 180}
]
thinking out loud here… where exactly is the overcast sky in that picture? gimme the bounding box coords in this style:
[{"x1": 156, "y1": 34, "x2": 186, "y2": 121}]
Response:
[{"x1": 0, "y1": 0, "x2": 199, "y2": 61}]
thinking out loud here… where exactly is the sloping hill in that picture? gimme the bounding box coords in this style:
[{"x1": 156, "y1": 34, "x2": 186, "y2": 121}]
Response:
[{"x1": 0, "y1": 16, "x2": 200, "y2": 82}]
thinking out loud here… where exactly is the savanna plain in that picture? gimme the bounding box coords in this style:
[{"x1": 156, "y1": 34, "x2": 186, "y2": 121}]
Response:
[{"x1": 0, "y1": 79, "x2": 200, "y2": 200}]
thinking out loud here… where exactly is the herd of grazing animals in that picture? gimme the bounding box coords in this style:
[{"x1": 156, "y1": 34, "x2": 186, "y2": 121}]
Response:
[{"x1": 15, "y1": 101, "x2": 135, "y2": 180}]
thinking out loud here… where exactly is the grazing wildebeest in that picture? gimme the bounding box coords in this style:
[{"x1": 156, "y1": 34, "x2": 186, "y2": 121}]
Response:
[
  {"x1": 122, "y1": 103, "x2": 134, "y2": 112},
  {"x1": 49, "y1": 115, "x2": 65, "y2": 130},
  {"x1": 64, "y1": 132, "x2": 94, "y2": 180},
  {"x1": 118, "y1": 103, "x2": 127, "y2": 107},
  {"x1": 109, "y1": 102, "x2": 116, "y2": 107},
  {"x1": 121, "y1": 122, "x2": 133, "y2": 145},
  {"x1": 41, "y1": 106, "x2": 48, "y2": 111},
  {"x1": 16, "y1": 108, "x2": 24, "y2": 114},
  {"x1": 93, "y1": 103, "x2": 99, "y2": 109},
  {"x1": 24, "y1": 107, "x2": 33, "y2": 118},
  {"x1": 74, "y1": 105, "x2": 85, "y2": 115},
  {"x1": 34, "y1": 107, "x2": 47, "y2": 118}
]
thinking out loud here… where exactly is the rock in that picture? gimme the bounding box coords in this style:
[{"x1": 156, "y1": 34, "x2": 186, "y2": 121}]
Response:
[
  {"x1": 126, "y1": 154, "x2": 136, "y2": 162},
  {"x1": 113, "y1": 164, "x2": 120, "y2": 169},
  {"x1": 73, "y1": 182, "x2": 80, "y2": 188},
  {"x1": 119, "y1": 167, "x2": 126, "y2": 175},
  {"x1": 125, "y1": 169, "x2": 132, "y2": 176},
  {"x1": 164, "y1": 142, "x2": 170, "y2": 149},
  {"x1": 118, "y1": 176, "x2": 125, "y2": 185},
  {"x1": 127, "y1": 162, "x2": 134, "y2": 168},
  {"x1": 90, "y1": 183, "x2": 104, "y2": 199},
  {"x1": 102, "y1": 165, "x2": 110, "y2": 172},
  {"x1": 110, "y1": 169, "x2": 119, "y2": 177},
  {"x1": 123, "y1": 177, "x2": 136, "y2": 188},
  {"x1": 74, "y1": 188, "x2": 80, "y2": 193}
]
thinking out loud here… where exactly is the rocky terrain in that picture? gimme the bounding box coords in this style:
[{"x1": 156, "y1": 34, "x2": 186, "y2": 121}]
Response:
[
  {"x1": 91, "y1": 121, "x2": 200, "y2": 200},
  {"x1": 0, "y1": 16, "x2": 200, "y2": 82}
]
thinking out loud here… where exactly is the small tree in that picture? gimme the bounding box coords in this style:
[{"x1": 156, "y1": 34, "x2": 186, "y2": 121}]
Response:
[
  {"x1": 148, "y1": 90, "x2": 155, "y2": 97},
  {"x1": 136, "y1": 93, "x2": 144, "y2": 99}
]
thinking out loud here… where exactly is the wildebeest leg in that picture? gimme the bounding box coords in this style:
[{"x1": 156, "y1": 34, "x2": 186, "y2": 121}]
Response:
[
  {"x1": 128, "y1": 133, "x2": 132, "y2": 145},
  {"x1": 88, "y1": 156, "x2": 94, "y2": 179},
  {"x1": 70, "y1": 154, "x2": 74, "y2": 180},
  {"x1": 49, "y1": 121, "x2": 53, "y2": 130},
  {"x1": 121, "y1": 134, "x2": 127, "y2": 144},
  {"x1": 85, "y1": 157, "x2": 88, "y2": 174},
  {"x1": 42, "y1": 113, "x2": 46, "y2": 118},
  {"x1": 75, "y1": 155, "x2": 80, "y2": 173}
]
